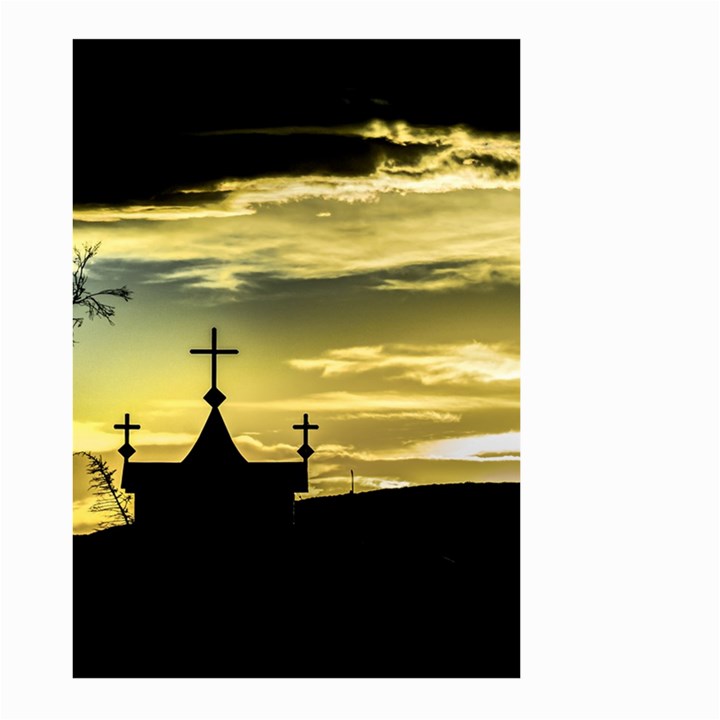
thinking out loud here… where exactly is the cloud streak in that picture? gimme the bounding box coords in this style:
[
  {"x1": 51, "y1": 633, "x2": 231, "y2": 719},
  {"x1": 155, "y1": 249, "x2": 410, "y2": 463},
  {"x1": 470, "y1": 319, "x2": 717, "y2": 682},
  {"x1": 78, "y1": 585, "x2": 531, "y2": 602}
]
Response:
[
  {"x1": 194, "y1": 120, "x2": 518, "y2": 160},
  {"x1": 333, "y1": 411, "x2": 462, "y2": 423},
  {"x1": 313, "y1": 431, "x2": 520, "y2": 464},
  {"x1": 231, "y1": 434, "x2": 299, "y2": 462},
  {"x1": 410, "y1": 432, "x2": 520, "y2": 460},
  {"x1": 376, "y1": 258, "x2": 520, "y2": 291},
  {"x1": 290, "y1": 343, "x2": 520, "y2": 385},
  {"x1": 228, "y1": 390, "x2": 519, "y2": 414}
]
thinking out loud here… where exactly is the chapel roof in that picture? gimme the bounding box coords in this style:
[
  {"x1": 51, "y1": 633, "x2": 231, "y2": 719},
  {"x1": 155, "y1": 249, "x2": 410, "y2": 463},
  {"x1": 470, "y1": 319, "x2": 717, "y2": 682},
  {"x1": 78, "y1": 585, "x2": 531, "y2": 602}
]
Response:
[{"x1": 116, "y1": 327, "x2": 316, "y2": 499}]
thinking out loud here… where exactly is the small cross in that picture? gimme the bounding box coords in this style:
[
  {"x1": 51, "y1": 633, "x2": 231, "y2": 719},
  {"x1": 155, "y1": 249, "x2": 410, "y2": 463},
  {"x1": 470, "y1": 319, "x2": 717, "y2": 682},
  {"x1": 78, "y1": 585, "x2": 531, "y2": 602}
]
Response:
[
  {"x1": 189, "y1": 327, "x2": 239, "y2": 390},
  {"x1": 293, "y1": 413, "x2": 319, "y2": 460},
  {"x1": 114, "y1": 412, "x2": 141, "y2": 459}
]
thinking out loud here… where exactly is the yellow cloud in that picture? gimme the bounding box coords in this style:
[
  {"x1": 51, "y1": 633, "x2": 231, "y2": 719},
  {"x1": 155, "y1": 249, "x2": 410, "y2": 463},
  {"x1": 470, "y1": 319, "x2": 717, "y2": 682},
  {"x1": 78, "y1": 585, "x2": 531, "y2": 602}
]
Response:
[
  {"x1": 289, "y1": 342, "x2": 520, "y2": 385},
  {"x1": 74, "y1": 168, "x2": 517, "y2": 223},
  {"x1": 231, "y1": 434, "x2": 299, "y2": 461},
  {"x1": 307, "y1": 474, "x2": 409, "y2": 496},
  {"x1": 227, "y1": 390, "x2": 519, "y2": 414},
  {"x1": 71, "y1": 204, "x2": 256, "y2": 223},
  {"x1": 74, "y1": 187, "x2": 518, "y2": 293},
  {"x1": 334, "y1": 411, "x2": 462, "y2": 423},
  {"x1": 311, "y1": 431, "x2": 520, "y2": 463},
  {"x1": 409, "y1": 432, "x2": 520, "y2": 460},
  {"x1": 377, "y1": 258, "x2": 520, "y2": 291}
]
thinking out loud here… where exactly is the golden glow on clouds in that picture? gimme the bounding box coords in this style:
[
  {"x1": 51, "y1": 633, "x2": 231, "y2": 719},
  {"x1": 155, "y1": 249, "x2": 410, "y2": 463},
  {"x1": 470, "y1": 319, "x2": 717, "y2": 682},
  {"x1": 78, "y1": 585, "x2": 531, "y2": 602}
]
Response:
[
  {"x1": 74, "y1": 169, "x2": 518, "y2": 222},
  {"x1": 154, "y1": 264, "x2": 254, "y2": 291},
  {"x1": 289, "y1": 343, "x2": 519, "y2": 385},
  {"x1": 72, "y1": 205, "x2": 257, "y2": 222},
  {"x1": 365, "y1": 120, "x2": 517, "y2": 152},
  {"x1": 196, "y1": 119, "x2": 518, "y2": 160},
  {"x1": 121, "y1": 386, "x2": 518, "y2": 421},
  {"x1": 410, "y1": 432, "x2": 520, "y2": 461},
  {"x1": 73, "y1": 122, "x2": 519, "y2": 224},
  {"x1": 339, "y1": 411, "x2": 461, "y2": 423},
  {"x1": 227, "y1": 390, "x2": 519, "y2": 414},
  {"x1": 70, "y1": 427, "x2": 521, "y2": 465},
  {"x1": 311, "y1": 431, "x2": 520, "y2": 463},
  {"x1": 232, "y1": 434, "x2": 298, "y2": 461},
  {"x1": 377, "y1": 259, "x2": 519, "y2": 291},
  {"x1": 74, "y1": 190, "x2": 518, "y2": 293}
]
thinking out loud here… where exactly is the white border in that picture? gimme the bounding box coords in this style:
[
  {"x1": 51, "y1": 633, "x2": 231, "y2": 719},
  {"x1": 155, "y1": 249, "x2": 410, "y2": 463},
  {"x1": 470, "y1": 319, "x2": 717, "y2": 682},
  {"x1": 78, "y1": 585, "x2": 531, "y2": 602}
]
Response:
[{"x1": 2, "y1": 2, "x2": 718, "y2": 719}]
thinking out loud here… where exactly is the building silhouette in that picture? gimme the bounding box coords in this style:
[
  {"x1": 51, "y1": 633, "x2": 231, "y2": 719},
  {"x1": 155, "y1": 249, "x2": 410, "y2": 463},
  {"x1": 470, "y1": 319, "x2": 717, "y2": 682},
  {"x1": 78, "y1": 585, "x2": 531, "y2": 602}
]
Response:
[{"x1": 114, "y1": 327, "x2": 317, "y2": 541}]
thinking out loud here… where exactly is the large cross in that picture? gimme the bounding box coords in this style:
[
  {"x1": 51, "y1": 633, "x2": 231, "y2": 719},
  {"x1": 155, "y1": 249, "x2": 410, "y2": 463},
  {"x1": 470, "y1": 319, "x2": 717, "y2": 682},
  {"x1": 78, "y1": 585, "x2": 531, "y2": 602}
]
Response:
[
  {"x1": 293, "y1": 413, "x2": 319, "y2": 460},
  {"x1": 190, "y1": 327, "x2": 239, "y2": 391},
  {"x1": 114, "y1": 412, "x2": 141, "y2": 445},
  {"x1": 114, "y1": 412, "x2": 141, "y2": 459}
]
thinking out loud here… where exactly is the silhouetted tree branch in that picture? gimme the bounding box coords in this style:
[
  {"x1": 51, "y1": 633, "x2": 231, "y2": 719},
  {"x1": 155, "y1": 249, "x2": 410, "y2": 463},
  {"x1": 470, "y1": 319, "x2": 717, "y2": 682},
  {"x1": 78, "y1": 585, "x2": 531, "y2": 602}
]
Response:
[
  {"x1": 76, "y1": 451, "x2": 134, "y2": 529},
  {"x1": 73, "y1": 243, "x2": 132, "y2": 331}
]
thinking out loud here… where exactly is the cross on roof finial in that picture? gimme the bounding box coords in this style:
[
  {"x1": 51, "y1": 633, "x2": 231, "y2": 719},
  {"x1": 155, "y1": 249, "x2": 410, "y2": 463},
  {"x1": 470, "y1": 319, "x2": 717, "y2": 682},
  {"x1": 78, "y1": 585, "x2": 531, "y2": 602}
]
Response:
[
  {"x1": 114, "y1": 412, "x2": 141, "y2": 460},
  {"x1": 293, "y1": 412, "x2": 319, "y2": 461},
  {"x1": 189, "y1": 327, "x2": 239, "y2": 407}
]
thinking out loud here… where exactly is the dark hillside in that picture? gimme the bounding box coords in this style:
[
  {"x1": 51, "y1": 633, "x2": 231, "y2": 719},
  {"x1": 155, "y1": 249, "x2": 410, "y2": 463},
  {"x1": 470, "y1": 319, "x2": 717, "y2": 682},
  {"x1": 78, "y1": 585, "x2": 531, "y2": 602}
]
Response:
[{"x1": 74, "y1": 482, "x2": 519, "y2": 678}]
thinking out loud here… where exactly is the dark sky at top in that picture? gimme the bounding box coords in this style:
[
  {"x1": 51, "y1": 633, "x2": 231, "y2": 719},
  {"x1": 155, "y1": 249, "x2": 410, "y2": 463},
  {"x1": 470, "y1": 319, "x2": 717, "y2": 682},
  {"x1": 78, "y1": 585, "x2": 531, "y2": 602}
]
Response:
[{"x1": 74, "y1": 40, "x2": 519, "y2": 205}]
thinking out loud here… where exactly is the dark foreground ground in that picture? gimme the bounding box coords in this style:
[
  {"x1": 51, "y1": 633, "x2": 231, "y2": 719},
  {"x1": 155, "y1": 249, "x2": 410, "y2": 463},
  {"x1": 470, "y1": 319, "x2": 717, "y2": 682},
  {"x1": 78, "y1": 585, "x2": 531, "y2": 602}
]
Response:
[{"x1": 74, "y1": 482, "x2": 519, "y2": 678}]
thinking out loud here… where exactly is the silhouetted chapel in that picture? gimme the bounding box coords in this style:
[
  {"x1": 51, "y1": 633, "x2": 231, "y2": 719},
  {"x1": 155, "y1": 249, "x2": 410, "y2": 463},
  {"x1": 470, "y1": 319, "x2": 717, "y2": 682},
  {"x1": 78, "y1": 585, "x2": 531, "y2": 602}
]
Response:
[{"x1": 114, "y1": 328, "x2": 318, "y2": 540}]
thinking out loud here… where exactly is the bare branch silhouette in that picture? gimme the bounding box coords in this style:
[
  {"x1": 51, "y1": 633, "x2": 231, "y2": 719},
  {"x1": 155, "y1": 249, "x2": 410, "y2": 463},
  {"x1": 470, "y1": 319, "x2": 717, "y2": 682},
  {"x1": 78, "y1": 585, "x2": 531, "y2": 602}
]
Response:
[
  {"x1": 76, "y1": 451, "x2": 134, "y2": 529},
  {"x1": 73, "y1": 243, "x2": 132, "y2": 332}
]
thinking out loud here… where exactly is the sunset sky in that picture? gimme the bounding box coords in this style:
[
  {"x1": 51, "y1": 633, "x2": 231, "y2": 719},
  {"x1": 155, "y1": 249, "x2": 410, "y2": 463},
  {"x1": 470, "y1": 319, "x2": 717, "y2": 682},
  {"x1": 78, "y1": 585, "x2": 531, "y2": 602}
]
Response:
[{"x1": 73, "y1": 40, "x2": 520, "y2": 533}]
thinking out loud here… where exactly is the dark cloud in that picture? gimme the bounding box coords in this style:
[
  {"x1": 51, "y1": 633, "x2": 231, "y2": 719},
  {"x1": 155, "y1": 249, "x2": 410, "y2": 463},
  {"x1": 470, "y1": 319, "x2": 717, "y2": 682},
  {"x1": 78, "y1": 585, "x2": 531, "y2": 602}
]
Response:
[
  {"x1": 73, "y1": 133, "x2": 453, "y2": 205},
  {"x1": 78, "y1": 257, "x2": 244, "y2": 309},
  {"x1": 475, "y1": 451, "x2": 521, "y2": 459},
  {"x1": 145, "y1": 190, "x2": 233, "y2": 207},
  {"x1": 74, "y1": 39, "x2": 519, "y2": 205},
  {"x1": 85, "y1": 256, "x2": 521, "y2": 306},
  {"x1": 456, "y1": 153, "x2": 520, "y2": 175},
  {"x1": 89, "y1": 257, "x2": 487, "y2": 300},
  {"x1": 87, "y1": 257, "x2": 221, "y2": 284}
]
